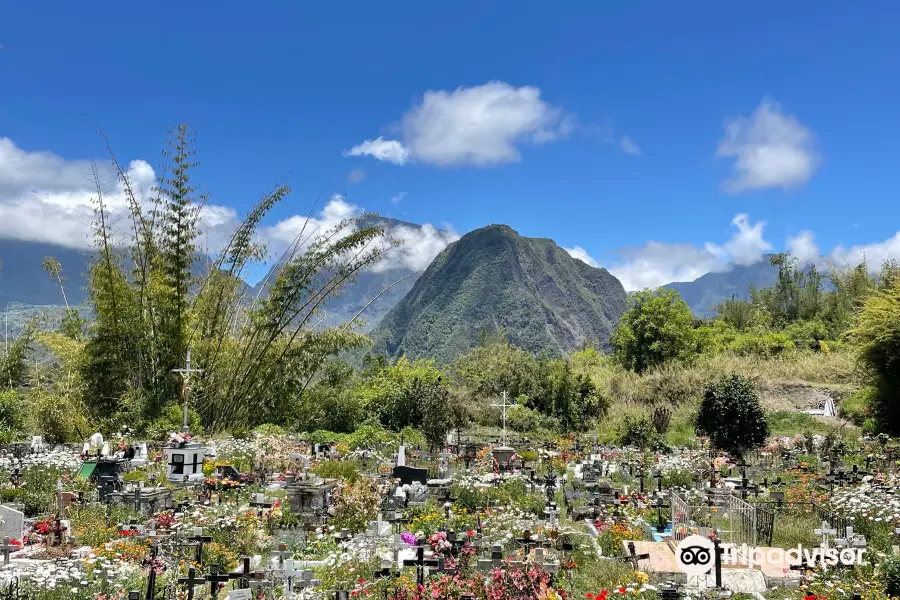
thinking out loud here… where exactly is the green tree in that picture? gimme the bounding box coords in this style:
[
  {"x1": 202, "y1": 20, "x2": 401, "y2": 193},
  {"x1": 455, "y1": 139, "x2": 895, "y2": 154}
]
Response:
[
  {"x1": 611, "y1": 288, "x2": 697, "y2": 373},
  {"x1": 695, "y1": 373, "x2": 769, "y2": 458},
  {"x1": 848, "y1": 277, "x2": 900, "y2": 434}
]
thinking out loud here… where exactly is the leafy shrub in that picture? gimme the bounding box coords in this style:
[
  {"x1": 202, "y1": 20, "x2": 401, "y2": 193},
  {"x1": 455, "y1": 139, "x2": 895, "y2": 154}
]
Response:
[
  {"x1": 841, "y1": 387, "x2": 874, "y2": 426},
  {"x1": 883, "y1": 555, "x2": 900, "y2": 597},
  {"x1": 29, "y1": 390, "x2": 89, "y2": 443},
  {"x1": 0, "y1": 390, "x2": 24, "y2": 443},
  {"x1": 145, "y1": 404, "x2": 203, "y2": 440},
  {"x1": 312, "y1": 460, "x2": 360, "y2": 483},
  {"x1": 345, "y1": 424, "x2": 391, "y2": 449},
  {"x1": 253, "y1": 423, "x2": 286, "y2": 437},
  {"x1": 696, "y1": 373, "x2": 768, "y2": 458},
  {"x1": 617, "y1": 415, "x2": 658, "y2": 450},
  {"x1": 330, "y1": 478, "x2": 379, "y2": 533},
  {"x1": 662, "y1": 469, "x2": 693, "y2": 489}
]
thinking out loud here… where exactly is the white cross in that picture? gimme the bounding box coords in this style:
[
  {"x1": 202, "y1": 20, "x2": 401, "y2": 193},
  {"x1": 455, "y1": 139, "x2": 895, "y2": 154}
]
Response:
[
  {"x1": 490, "y1": 391, "x2": 516, "y2": 447},
  {"x1": 814, "y1": 521, "x2": 836, "y2": 550},
  {"x1": 172, "y1": 348, "x2": 204, "y2": 434}
]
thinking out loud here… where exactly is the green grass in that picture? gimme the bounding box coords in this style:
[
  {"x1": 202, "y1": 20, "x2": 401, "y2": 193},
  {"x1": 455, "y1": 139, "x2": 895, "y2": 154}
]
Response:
[{"x1": 766, "y1": 411, "x2": 837, "y2": 436}]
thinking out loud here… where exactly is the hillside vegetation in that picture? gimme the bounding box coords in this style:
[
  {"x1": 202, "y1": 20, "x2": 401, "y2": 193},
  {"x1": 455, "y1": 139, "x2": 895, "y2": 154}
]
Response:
[{"x1": 369, "y1": 224, "x2": 627, "y2": 363}]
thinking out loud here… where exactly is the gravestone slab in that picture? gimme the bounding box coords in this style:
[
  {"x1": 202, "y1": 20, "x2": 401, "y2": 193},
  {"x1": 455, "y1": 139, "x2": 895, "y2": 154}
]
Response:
[
  {"x1": 393, "y1": 465, "x2": 427, "y2": 486},
  {"x1": 0, "y1": 505, "x2": 24, "y2": 541}
]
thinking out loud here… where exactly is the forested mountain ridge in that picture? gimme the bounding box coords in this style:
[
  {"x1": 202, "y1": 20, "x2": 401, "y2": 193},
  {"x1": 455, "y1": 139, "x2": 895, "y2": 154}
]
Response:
[
  {"x1": 663, "y1": 259, "x2": 780, "y2": 317},
  {"x1": 368, "y1": 224, "x2": 628, "y2": 363}
]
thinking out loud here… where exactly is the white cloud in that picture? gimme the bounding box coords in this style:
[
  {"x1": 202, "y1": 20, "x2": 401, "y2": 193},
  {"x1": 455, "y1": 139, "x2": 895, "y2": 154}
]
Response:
[
  {"x1": 390, "y1": 192, "x2": 407, "y2": 205},
  {"x1": 716, "y1": 98, "x2": 820, "y2": 193},
  {"x1": 829, "y1": 233, "x2": 900, "y2": 270},
  {"x1": 345, "y1": 81, "x2": 575, "y2": 167},
  {"x1": 346, "y1": 168, "x2": 366, "y2": 184},
  {"x1": 0, "y1": 137, "x2": 458, "y2": 278},
  {"x1": 705, "y1": 213, "x2": 773, "y2": 265},
  {"x1": 343, "y1": 137, "x2": 410, "y2": 166},
  {"x1": 372, "y1": 223, "x2": 460, "y2": 273},
  {"x1": 619, "y1": 136, "x2": 641, "y2": 156},
  {"x1": 787, "y1": 230, "x2": 820, "y2": 265},
  {"x1": 599, "y1": 214, "x2": 772, "y2": 290},
  {"x1": 564, "y1": 246, "x2": 600, "y2": 268}
]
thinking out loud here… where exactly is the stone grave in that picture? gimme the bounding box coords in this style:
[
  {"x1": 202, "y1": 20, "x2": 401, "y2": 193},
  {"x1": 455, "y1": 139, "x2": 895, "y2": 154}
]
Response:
[{"x1": 0, "y1": 505, "x2": 24, "y2": 542}]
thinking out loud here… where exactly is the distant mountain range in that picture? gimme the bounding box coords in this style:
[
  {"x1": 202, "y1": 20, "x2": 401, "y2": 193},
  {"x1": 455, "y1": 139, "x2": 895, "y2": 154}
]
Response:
[
  {"x1": 663, "y1": 259, "x2": 780, "y2": 317},
  {"x1": 368, "y1": 224, "x2": 628, "y2": 363},
  {"x1": 0, "y1": 224, "x2": 800, "y2": 348}
]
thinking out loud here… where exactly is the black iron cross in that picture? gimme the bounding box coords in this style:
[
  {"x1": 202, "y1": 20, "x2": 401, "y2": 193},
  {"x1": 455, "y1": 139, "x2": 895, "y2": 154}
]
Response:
[
  {"x1": 204, "y1": 564, "x2": 231, "y2": 600},
  {"x1": 177, "y1": 567, "x2": 206, "y2": 600},
  {"x1": 189, "y1": 529, "x2": 212, "y2": 565},
  {"x1": 402, "y1": 539, "x2": 438, "y2": 586},
  {"x1": 228, "y1": 556, "x2": 252, "y2": 589},
  {"x1": 651, "y1": 495, "x2": 669, "y2": 532},
  {"x1": 143, "y1": 544, "x2": 161, "y2": 600},
  {"x1": 432, "y1": 556, "x2": 457, "y2": 576}
]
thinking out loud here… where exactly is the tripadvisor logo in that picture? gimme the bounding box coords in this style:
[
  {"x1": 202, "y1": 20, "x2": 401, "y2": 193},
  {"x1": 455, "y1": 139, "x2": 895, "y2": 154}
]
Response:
[{"x1": 675, "y1": 535, "x2": 867, "y2": 575}]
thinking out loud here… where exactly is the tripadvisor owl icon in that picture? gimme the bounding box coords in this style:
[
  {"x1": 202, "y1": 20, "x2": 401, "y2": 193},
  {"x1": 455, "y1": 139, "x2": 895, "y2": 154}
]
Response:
[{"x1": 676, "y1": 535, "x2": 715, "y2": 576}]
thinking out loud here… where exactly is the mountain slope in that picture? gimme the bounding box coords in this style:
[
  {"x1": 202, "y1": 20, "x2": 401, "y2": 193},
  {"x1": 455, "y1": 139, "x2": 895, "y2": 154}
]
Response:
[
  {"x1": 369, "y1": 224, "x2": 628, "y2": 363},
  {"x1": 0, "y1": 240, "x2": 92, "y2": 306},
  {"x1": 664, "y1": 260, "x2": 780, "y2": 317}
]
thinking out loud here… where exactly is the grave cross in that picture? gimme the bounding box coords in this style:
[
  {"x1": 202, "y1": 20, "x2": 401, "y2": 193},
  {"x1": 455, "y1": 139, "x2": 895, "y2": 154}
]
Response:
[
  {"x1": 204, "y1": 564, "x2": 230, "y2": 600},
  {"x1": 651, "y1": 495, "x2": 669, "y2": 532},
  {"x1": 177, "y1": 568, "x2": 206, "y2": 600},
  {"x1": 490, "y1": 391, "x2": 515, "y2": 447},
  {"x1": 432, "y1": 556, "x2": 457, "y2": 577},
  {"x1": 228, "y1": 556, "x2": 253, "y2": 589},
  {"x1": 272, "y1": 542, "x2": 291, "y2": 569},
  {"x1": 284, "y1": 560, "x2": 314, "y2": 596},
  {"x1": 0, "y1": 537, "x2": 13, "y2": 565},
  {"x1": 171, "y1": 347, "x2": 204, "y2": 434},
  {"x1": 653, "y1": 470, "x2": 663, "y2": 493},
  {"x1": 189, "y1": 527, "x2": 212, "y2": 564},
  {"x1": 620, "y1": 541, "x2": 650, "y2": 571},
  {"x1": 403, "y1": 537, "x2": 438, "y2": 586},
  {"x1": 477, "y1": 544, "x2": 504, "y2": 572},
  {"x1": 814, "y1": 521, "x2": 837, "y2": 550},
  {"x1": 143, "y1": 544, "x2": 161, "y2": 600}
]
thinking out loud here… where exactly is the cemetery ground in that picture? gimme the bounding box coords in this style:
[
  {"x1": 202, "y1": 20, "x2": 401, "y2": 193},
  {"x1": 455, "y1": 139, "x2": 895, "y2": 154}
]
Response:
[{"x1": 2, "y1": 416, "x2": 900, "y2": 600}]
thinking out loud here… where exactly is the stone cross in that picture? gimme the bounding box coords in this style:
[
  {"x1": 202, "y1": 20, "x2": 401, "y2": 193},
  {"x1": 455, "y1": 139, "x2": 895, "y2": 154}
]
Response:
[
  {"x1": 814, "y1": 521, "x2": 837, "y2": 550},
  {"x1": 490, "y1": 391, "x2": 515, "y2": 447},
  {"x1": 0, "y1": 537, "x2": 14, "y2": 565}
]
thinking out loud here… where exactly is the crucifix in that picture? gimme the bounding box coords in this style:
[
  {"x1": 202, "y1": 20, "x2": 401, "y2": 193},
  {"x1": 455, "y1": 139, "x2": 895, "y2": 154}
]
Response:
[
  {"x1": 172, "y1": 347, "x2": 204, "y2": 434},
  {"x1": 403, "y1": 538, "x2": 438, "y2": 586},
  {"x1": 490, "y1": 391, "x2": 515, "y2": 447}
]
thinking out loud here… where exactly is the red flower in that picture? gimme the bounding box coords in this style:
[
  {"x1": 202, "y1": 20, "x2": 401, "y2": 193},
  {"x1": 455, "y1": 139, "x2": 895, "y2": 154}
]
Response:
[{"x1": 617, "y1": 588, "x2": 626, "y2": 594}]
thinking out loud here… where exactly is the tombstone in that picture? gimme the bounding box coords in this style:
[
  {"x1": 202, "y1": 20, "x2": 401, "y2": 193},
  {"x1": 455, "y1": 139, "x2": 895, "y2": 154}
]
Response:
[
  {"x1": 396, "y1": 445, "x2": 406, "y2": 467},
  {"x1": 0, "y1": 505, "x2": 24, "y2": 542},
  {"x1": 393, "y1": 465, "x2": 428, "y2": 487},
  {"x1": 164, "y1": 441, "x2": 208, "y2": 483}
]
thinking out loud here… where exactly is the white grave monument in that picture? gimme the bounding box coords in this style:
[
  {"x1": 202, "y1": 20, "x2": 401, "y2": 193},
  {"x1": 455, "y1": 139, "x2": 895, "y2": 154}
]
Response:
[
  {"x1": 165, "y1": 348, "x2": 208, "y2": 482},
  {"x1": 0, "y1": 505, "x2": 24, "y2": 542}
]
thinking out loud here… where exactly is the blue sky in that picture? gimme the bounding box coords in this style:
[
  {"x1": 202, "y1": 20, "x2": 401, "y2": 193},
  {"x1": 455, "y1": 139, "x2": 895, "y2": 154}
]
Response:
[{"x1": 2, "y1": 0, "x2": 900, "y2": 289}]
